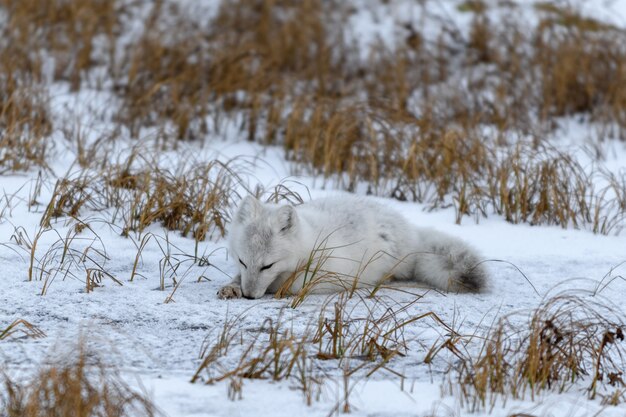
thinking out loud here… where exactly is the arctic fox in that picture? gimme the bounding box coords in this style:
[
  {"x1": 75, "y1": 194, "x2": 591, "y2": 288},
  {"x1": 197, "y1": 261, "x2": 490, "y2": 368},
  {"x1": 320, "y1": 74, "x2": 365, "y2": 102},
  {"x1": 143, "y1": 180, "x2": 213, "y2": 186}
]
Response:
[{"x1": 217, "y1": 195, "x2": 487, "y2": 300}]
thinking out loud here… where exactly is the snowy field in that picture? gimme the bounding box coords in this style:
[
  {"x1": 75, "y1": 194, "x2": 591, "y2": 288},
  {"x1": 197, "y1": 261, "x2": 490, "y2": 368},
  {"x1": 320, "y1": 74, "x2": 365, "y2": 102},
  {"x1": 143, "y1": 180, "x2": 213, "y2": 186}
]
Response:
[
  {"x1": 2, "y1": 0, "x2": 626, "y2": 416},
  {"x1": 3, "y1": 138, "x2": 626, "y2": 417}
]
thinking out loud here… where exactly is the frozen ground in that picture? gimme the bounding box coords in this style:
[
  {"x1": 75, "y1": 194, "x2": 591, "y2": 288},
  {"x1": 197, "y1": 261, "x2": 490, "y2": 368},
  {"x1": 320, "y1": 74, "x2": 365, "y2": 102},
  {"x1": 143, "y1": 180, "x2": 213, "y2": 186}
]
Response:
[
  {"x1": 2, "y1": 132, "x2": 626, "y2": 416},
  {"x1": 2, "y1": 1, "x2": 626, "y2": 416}
]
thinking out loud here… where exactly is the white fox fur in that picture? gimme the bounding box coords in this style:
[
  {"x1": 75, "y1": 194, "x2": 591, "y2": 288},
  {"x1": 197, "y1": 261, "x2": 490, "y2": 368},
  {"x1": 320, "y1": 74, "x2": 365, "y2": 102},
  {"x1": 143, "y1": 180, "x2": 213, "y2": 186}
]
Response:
[{"x1": 217, "y1": 195, "x2": 487, "y2": 300}]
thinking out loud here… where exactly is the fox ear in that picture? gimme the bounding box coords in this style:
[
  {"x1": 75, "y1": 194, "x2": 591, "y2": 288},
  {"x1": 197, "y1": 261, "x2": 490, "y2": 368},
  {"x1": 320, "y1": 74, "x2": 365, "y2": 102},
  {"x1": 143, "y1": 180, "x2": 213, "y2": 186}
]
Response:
[
  {"x1": 276, "y1": 205, "x2": 297, "y2": 233},
  {"x1": 236, "y1": 196, "x2": 262, "y2": 222}
]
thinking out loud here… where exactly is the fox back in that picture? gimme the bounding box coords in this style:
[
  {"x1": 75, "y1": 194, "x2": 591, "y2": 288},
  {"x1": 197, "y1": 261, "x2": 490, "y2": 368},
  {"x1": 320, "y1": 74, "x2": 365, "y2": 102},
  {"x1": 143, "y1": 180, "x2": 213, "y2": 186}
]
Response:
[{"x1": 227, "y1": 196, "x2": 486, "y2": 299}]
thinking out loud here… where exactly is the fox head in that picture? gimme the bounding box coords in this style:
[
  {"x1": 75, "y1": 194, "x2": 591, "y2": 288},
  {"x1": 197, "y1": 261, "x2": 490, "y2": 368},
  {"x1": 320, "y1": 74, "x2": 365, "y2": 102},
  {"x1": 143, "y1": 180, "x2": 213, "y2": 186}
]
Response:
[{"x1": 228, "y1": 196, "x2": 301, "y2": 299}]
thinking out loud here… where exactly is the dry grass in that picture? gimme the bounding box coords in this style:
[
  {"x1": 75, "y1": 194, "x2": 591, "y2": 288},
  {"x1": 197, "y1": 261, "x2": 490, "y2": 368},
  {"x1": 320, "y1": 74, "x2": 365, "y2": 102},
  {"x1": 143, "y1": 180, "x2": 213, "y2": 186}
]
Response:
[
  {"x1": 3, "y1": 1, "x2": 626, "y2": 413},
  {"x1": 1, "y1": 156, "x2": 239, "y2": 294},
  {"x1": 0, "y1": 0, "x2": 625, "y2": 231},
  {"x1": 191, "y1": 309, "x2": 320, "y2": 404},
  {"x1": 0, "y1": 44, "x2": 51, "y2": 173},
  {"x1": 0, "y1": 0, "x2": 122, "y2": 173},
  {"x1": 40, "y1": 157, "x2": 240, "y2": 241},
  {"x1": 533, "y1": 5, "x2": 626, "y2": 125},
  {"x1": 1, "y1": 150, "x2": 240, "y2": 294},
  {"x1": 192, "y1": 294, "x2": 452, "y2": 405},
  {"x1": 313, "y1": 292, "x2": 453, "y2": 378},
  {"x1": 103, "y1": 0, "x2": 626, "y2": 233},
  {"x1": 114, "y1": 0, "x2": 348, "y2": 141},
  {"x1": 0, "y1": 319, "x2": 45, "y2": 341},
  {"x1": 0, "y1": 344, "x2": 158, "y2": 417},
  {"x1": 455, "y1": 293, "x2": 626, "y2": 411},
  {"x1": 0, "y1": 0, "x2": 120, "y2": 172},
  {"x1": 6, "y1": 223, "x2": 118, "y2": 295},
  {"x1": 0, "y1": 0, "x2": 122, "y2": 91}
]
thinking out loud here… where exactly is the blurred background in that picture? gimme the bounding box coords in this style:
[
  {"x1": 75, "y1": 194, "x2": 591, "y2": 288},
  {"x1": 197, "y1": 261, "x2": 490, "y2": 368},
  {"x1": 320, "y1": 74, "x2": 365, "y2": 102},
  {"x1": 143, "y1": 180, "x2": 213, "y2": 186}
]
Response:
[{"x1": 2, "y1": 0, "x2": 626, "y2": 232}]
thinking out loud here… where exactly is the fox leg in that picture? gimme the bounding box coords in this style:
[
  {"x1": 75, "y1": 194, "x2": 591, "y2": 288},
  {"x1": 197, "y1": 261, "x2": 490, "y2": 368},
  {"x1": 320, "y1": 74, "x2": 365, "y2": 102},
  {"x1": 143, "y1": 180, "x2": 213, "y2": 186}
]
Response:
[{"x1": 217, "y1": 274, "x2": 242, "y2": 299}]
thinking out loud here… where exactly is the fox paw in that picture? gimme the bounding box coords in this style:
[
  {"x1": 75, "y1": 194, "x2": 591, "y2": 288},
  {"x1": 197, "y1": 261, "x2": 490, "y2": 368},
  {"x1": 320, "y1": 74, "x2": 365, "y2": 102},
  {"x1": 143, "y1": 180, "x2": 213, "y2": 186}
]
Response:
[{"x1": 217, "y1": 284, "x2": 242, "y2": 300}]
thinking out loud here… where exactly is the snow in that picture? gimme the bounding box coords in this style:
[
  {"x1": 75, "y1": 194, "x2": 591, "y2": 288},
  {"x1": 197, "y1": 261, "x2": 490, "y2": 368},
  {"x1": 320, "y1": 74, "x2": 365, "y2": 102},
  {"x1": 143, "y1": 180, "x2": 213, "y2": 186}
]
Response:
[
  {"x1": 2, "y1": 1, "x2": 626, "y2": 416},
  {"x1": 2, "y1": 130, "x2": 625, "y2": 415}
]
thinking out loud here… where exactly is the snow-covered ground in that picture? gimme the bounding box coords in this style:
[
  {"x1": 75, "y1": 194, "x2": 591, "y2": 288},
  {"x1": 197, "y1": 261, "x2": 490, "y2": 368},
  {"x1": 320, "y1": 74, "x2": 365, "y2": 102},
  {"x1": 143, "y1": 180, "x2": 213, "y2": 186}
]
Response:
[
  {"x1": 2, "y1": 1, "x2": 626, "y2": 416},
  {"x1": 2, "y1": 127, "x2": 626, "y2": 416}
]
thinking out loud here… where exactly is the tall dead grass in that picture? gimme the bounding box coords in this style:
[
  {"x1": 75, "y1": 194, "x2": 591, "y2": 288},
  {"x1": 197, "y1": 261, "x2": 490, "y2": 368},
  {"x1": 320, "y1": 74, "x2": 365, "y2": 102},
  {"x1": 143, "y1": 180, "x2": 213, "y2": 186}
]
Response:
[
  {"x1": 2, "y1": 0, "x2": 626, "y2": 231},
  {"x1": 41, "y1": 157, "x2": 240, "y2": 241},
  {"x1": 0, "y1": 0, "x2": 124, "y2": 173},
  {"x1": 192, "y1": 293, "x2": 455, "y2": 406},
  {"x1": 0, "y1": 319, "x2": 45, "y2": 341},
  {"x1": 0, "y1": 42, "x2": 51, "y2": 173},
  {"x1": 455, "y1": 293, "x2": 626, "y2": 411},
  {"x1": 0, "y1": 345, "x2": 158, "y2": 417},
  {"x1": 115, "y1": 0, "x2": 349, "y2": 140},
  {"x1": 0, "y1": 0, "x2": 122, "y2": 91},
  {"x1": 191, "y1": 309, "x2": 319, "y2": 404},
  {"x1": 106, "y1": 0, "x2": 626, "y2": 232}
]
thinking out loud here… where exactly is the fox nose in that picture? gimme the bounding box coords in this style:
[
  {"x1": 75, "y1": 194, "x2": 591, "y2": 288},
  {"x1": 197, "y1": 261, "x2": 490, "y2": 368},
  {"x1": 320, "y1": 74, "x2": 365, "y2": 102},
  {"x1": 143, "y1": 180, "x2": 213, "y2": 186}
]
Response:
[
  {"x1": 241, "y1": 281, "x2": 264, "y2": 299},
  {"x1": 241, "y1": 287, "x2": 264, "y2": 299}
]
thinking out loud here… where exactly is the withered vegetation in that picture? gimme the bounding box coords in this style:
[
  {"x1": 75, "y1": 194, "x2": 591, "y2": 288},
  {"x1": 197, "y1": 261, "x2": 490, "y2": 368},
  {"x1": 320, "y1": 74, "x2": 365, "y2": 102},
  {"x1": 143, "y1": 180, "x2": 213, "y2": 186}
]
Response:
[
  {"x1": 1, "y1": 0, "x2": 625, "y2": 233},
  {"x1": 455, "y1": 293, "x2": 626, "y2": 411},
  {"x1": 0, "y1": 344, "x2": 158, "y2": 417}
]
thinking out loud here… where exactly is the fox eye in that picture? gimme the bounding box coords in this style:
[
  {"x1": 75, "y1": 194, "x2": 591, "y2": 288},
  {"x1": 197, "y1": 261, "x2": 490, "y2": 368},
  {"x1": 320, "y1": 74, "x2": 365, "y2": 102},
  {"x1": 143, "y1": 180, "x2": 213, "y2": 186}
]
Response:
[
  {"x1": 260, "y1": 262, "x2": 275, "y2": 272},
  {"x1": 239, "y1": 258, "x2": 247, "y2": 269}
]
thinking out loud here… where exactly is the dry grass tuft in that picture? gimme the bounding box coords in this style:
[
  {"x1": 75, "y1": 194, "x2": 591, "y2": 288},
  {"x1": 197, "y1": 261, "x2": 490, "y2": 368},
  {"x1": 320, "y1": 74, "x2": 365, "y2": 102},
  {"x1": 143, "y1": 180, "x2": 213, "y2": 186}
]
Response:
[
  {"x1": 534, "y1": 5, "x2": 626, "y2": 123},
  {"x1": 191, "y1": 309, "x2": 320, "y2": 404},
  {"x1": 456, "y1": 293, "x2": 626, "y2": 411},
  {"x1": 114, "y1": 1, "x2": 212, "y2": 139},
  {"x1": 6, "y1": 223, "x2": 117, "y2": 295},
  {"x1": 314, "y1": 292, "x2": 452, "y2": 378},
  {"x1": 0, "y1": 0, "x2": 124, "y2": 172},
  {"x1": 41, "y1": 159, "x2": 240, "y2": 241},
  {"x1": 0, "y1": 46, "x2": 51, "y2": 173},
  {"x1": 0, "y1": 0, "x2": 122, "y2": 91},
  {"x1": 192, "y1": 295, "x2": 452, "y2": 404},
  {"x1": 115, "y1": 0, "x2": 348, "y2": 141},
  {"x1": 0, "y1": 319, "x2": 45, "y2": 341},
  {"x1": 0, "y1": 345, "x2": 158, "y2": 417}
]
